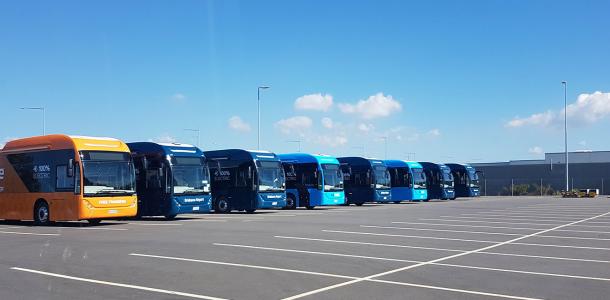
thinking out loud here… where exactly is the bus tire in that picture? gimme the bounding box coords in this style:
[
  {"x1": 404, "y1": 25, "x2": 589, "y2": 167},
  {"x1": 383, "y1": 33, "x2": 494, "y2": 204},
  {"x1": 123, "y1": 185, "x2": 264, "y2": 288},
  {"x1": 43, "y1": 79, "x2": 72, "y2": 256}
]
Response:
[
  {"x1": 245, "y1": 209, "x2": 256, "y2": 214},
  {"x1": 33, "y1": 200, "x2": 51, "y2": 226},
  {"x1": 393, "y1": 201, "x2": 401, "y2": 204},
  {"x1": 215, "y1": 197, "x2": 232, "y2": 214},
  {"x1": 306, "y1": 206, "x2": 315, "y2": 210},
  {"x1": 165, "y1": 214, "x2": 177, "y2": 220},
  {"x1": 355, "y1": 202, "x2": 364, "y2": 206},
  {"x1": 285, "y1": 195, "x2": 297, "y2": 210},
  {"x1": 87, "y1": 219, "x2": 102, "y2": 225}
]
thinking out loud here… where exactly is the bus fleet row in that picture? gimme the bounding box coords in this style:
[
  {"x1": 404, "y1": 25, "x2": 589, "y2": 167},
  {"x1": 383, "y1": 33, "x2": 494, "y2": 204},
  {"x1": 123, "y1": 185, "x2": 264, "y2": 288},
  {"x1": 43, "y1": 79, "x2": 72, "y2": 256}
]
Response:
[{"x1": 0, "y1": 135, "x2": 480, "y2": 225}]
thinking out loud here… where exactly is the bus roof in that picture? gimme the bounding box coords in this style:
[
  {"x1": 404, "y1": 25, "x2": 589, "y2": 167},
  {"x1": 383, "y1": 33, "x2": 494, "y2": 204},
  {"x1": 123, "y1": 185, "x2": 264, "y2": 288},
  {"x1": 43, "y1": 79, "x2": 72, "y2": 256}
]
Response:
[
  {"x1": 338, "y1": 156, "x2": 387, "y2": 167},
  {"x1": 204, "y1": 149, "x2": 279, "y2": 161},
  {"x1": 127, "y1": 142, "x2": 204, "y2": 157},
  {"x1": 278, "y1": 153, "x2": 340, "y2": 165},
  {"x1": 445, "y1": 163, "x2": 475, "y2": 172},
  {"x1": 1, "y1": 134, "x2": 130, "y2": 154},
  {"x1": 419, "y1": 162, "x2": 451, "y2": 171},
  {"x1": 384, "y1": 160, "x2": 423, "y2": 169}
]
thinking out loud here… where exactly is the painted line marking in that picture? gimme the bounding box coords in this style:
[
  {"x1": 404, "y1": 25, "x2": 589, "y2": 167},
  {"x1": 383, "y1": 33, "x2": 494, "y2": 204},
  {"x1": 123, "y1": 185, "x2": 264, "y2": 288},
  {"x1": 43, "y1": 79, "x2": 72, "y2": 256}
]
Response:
[
  {"x1": 420, "y1": 218, "x2": 564, "y2": 227},
  {"x1": 280, "y1": 211, "x2": 610, "y2": 300},
  {"x1": 180, "y1": 219, "x2": 228, "y2": 222},
  {"x1": 391, "y1": 221, "x2": 547, "y2": 231},
  {"x1": 127, "y1": 223, "x2": 183, "y2": 226},
  {"x1": 460, "y1": 213, "x2": 587, "y2": 220},
  {"x1": 11, "y1": 267, "x2": 226, "y2": 300},
  {"x1": 477, "y1": 251, "x2": 610, "y2": 264},
  {"x1": 361, "y1": 225, "x2": 523, "y2": 236},
  {"x1": 439, "y1": 215, "x2": 566, "y2": 223},
  {"x1": 131, "y1": 253, "x2": 540, "y2": 300},
  {"x1": 214, "y1": 243, "x2": 610, "y2": 282},
  {"x1": 274, "y1": 236, "x2": 467, "y2": 252},
  {"x1": 322, "y1": 229, "x2": 497, "y2": 244},
  {"x1": 129, "y1": 253, "x2": 357, "y2": 279},
  {"x1": 0, "y1": 230, "x2": 60, "y2": 236}
]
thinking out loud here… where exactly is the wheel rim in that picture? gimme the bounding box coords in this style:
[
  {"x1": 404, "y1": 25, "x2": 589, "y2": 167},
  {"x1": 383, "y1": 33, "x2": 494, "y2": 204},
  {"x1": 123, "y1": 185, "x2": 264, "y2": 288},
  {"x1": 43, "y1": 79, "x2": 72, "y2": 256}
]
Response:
[
  {"x1": 38, "y1": 206, "x2": 49, "y2": 223},
  {"x1": 287, "y1": 197, "x2": 295, "y2": 208},
  {"x1": 218, "y1": 200, "x2": 228, "y2": 211}
]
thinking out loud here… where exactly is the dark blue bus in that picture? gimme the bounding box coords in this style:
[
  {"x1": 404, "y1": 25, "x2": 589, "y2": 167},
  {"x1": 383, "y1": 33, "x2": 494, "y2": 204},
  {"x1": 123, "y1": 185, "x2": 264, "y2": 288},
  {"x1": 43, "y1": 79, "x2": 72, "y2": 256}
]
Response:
[
  {"x1": 419, "y1": 162, "x2": 455, "y2": 200},
  {"x1": 204, "y1": 149, "x2": 286, "y2": 213},
  {"x1": 446, "y1": 163, "x2": 481, "y2": 197},
  {"x1": 338, "y1": 157, "x2": 391, "y2": 206},
  {"x1": 128, "y1": 142, "x2": 212, "y2": 219},
  {"x1": 278, "y1": 153, "x2": 345, "y2": 209},
  {"x1": 384, "y1": 160, "x2": 428, "y2": 202}
]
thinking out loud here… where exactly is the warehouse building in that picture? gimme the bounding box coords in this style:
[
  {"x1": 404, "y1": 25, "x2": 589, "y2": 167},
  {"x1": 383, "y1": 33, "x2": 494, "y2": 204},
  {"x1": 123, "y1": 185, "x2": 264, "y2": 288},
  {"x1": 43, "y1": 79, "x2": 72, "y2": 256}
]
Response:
[{"x1": 471, "y1": 151, "x2": 610, "y2": 196}]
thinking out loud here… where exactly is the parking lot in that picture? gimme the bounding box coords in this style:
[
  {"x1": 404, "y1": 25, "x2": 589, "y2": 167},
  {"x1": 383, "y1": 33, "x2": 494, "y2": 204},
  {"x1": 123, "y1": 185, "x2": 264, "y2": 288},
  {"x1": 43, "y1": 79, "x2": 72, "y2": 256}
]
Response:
[{"x1": 1, "y1": 196, "x2": 609, "y2": 300}]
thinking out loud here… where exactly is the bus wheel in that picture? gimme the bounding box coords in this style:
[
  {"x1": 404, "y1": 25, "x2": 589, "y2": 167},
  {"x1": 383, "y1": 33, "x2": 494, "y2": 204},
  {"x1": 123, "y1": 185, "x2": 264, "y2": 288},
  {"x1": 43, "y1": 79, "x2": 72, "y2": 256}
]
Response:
[
  {"x1": 215, "y1": 197, "x2": 232, "y2": 214},
  {"x1": 355, "y1": 202, "x2": 364, "y2": 206},
  {"x1": 33, "y1": 201, "x2": 51, "y2": 226},
  {"x1": 87, "y1": 219, "x2": 101, "y2": 225},
  {"x1": 245, "y1": 209, "x2": 256, "y2": 214},
  {"x1": 165, "y1": 214, "x2": 177, "y2": 220},
  {"x1": 306, "y1": 206, "x2": 315, "y2": 210},
  {"x1": 285, "y1": 196, "x2": 297, "y2": 210},
  {"x1": 393, "y1": 201, "x2": 401, "y2": 204}
]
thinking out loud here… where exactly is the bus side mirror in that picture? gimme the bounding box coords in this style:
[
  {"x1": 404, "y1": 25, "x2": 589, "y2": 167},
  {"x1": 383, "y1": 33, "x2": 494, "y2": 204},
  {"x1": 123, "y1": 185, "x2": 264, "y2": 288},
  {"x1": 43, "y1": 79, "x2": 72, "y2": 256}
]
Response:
[{"x1": 67, "y1": 159, "x2": 74, "y2": 177}]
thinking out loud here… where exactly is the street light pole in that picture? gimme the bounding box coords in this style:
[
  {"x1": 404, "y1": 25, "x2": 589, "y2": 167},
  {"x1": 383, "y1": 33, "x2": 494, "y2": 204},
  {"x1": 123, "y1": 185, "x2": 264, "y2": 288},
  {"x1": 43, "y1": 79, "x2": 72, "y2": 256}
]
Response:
[
  {"x1": 562, "y1": 81, "x2": 569, "y2": 191},
  {"x1": 287, "y1": 140, "x2": 301, "y2": 152},
  {"x1": 183, "y1": 128, "x2": 200, "y2": 147},
  {"x1": 257, "y1": 86, "x2": 270, "y2": 150},
  {"x1": 19, "y1": 107, "x2": 45, "y2": 135}
]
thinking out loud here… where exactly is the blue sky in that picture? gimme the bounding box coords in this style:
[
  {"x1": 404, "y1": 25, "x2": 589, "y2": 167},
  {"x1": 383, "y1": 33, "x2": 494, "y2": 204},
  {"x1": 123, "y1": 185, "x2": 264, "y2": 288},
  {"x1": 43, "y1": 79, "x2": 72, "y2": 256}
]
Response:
[{"x1": 1, "y1": 0, "x2": 609, "y2": 163}]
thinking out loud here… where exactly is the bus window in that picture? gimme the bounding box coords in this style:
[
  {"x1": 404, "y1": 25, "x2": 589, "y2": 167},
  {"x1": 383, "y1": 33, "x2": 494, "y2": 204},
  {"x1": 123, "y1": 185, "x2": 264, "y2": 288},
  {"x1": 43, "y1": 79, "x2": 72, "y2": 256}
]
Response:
[{"x1": 56, "y1": 165, "x2": 75, "y2": 190}]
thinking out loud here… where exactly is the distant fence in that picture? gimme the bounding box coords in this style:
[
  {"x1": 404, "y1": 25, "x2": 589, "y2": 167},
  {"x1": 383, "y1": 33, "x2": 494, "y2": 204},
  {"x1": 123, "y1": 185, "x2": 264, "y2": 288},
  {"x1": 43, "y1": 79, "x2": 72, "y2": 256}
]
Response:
[{"x1": 479, "y1": 178, "x2": 610, "y2": 196}]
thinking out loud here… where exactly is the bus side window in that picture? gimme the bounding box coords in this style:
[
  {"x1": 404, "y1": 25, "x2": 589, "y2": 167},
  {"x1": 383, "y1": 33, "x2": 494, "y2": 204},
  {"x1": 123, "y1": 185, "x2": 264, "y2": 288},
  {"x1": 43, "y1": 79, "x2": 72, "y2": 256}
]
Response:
[
  {"x1": 236, "y1": 164, "x2": 247, "y2": 187},
  {"x1": 405, "y1": 171, "x2": 412, "y2": 188},
  {"x1": 56, "y1": 165, "x2": 75, "y2": 190}
]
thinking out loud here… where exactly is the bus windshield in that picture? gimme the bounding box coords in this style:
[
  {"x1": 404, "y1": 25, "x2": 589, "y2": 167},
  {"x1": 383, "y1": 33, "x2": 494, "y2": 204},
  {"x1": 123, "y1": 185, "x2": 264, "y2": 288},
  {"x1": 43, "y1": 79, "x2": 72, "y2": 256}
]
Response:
[
  {"x1": 412, "y1": 169, "x2": 427, "y2": 189},
  {"x1": 172, "y1": 165, "x2": 210, "y2": 195},
  {"x1": 82, "y1": 151, "x2": 135, "y2": 196},
  {"x1": 442, "y1": 171, "x2": 454, "y2": 188},
  {"x1": 373, "y1": 166, "x2": 391, "y2": 189},
  {"x1": 468, "y1": 170, "x2": 480, "y2": 188},
  {"x1": 257, "y1": 161, "x2": 285, "y2": 192},
  {"x1": 322, "y1": 164, "x2": 343, "y2": 191}
]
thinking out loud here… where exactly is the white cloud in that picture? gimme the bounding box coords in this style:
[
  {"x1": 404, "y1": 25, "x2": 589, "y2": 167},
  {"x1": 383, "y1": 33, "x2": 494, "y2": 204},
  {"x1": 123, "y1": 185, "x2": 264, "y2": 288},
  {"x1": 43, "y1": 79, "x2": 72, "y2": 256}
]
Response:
[
  {"x1": 275, "y1": 116, "x2": 313, "y2": 134},
  {"x1": 294, "y1": 93, "x2": 333, "y2": 111},
  {"x1": 149, "y1": 134, "x2": 177, "y2": 144},
  {"x1": 427, "y1": 129, "x2": 441, "y2": 137},
  {"x1": 321, "y1": 117, "x2": 334, "y2": 129},
  {"x1": 528, "y1": 146, "x2": 544, "y2": 155},
  {"x1": 228, "y1": 116, "x2": 251, "y2": 132},
  {"x1": 171, "y1": 93, "x2": 186, "y2": 103},
  {"x1": 338, "y1": 93, "x2": 402, "y2": 119},
  {"x1": 507, "y1": 91, "x2": 610, "y2": 128},
  {"x1": 357, "y1": 123, "x2": 374, "y2": 133},
  {"x1": 316, "y1": 135, "x2": 348, "y2": 147}
]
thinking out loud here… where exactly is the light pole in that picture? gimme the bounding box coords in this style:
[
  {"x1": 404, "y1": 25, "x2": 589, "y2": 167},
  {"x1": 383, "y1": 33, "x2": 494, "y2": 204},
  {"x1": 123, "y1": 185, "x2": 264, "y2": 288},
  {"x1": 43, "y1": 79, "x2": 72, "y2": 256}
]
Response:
[
  {"x1": 287, "y1": 140, "x2": 301, "y2": 152},
  {"x1": 257, "y1": 86, "x2": 270, "y2": 150},
  {"x1": 183, "y1": 128, "x2": 200, "y2": 147},
  {"x1": 381, "y1": 137, "x2": 388, "y2": 159},
  {"x1": 562, "y1": 81, "x2": 569, "y2": 191},
  {"x1": 19, "y1": 107, "x2": 45, "y2": 135}
]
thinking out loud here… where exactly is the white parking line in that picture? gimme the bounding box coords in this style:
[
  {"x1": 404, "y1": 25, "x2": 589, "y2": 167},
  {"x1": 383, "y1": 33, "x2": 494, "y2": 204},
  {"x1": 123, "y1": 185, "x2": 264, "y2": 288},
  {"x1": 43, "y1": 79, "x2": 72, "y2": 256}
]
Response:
[
  {"x1": 477, "y1": 251, "x2": 610, "y2": 264},
  {"x1": 439, "y1": 215, "x2": 566, "y2": 223},
  {"x1": 11, "y1": 267, "x2": 227, "y2": 300},
  {"x1": 214, "y1": 243, "x2": 610, "y2": 282},
  {"x1": 322, "y1": 230, "x2": 498, "y2": 244},
  {"x1": 0, "y1": 230, "x2": 60, "y2": 236},
  {"x1": 281, "y1": 210, "x2": 610, "y2": 300},
  {"x1": 419, "y1": 218, "x2": 561, "y2": 227},
  {"x1": 465, "y1": 212, "x2": 595, "y2": 218},
  {"x1": 274, "y1": 236, "x2": 467, "y2": 252},
  {"x1": 361, "y1": 225, "x2": 523, "y2": 236},
  {"x1": 391, "y1": 221, "x2": 546, "y2": 231},
  {"x1": 129, "y1": 253, "x2": 357, "y2": 279},
  {"x1": 459, "y1": 213, "x2": 588, "y2": 220},
  {"x1": 127, "y1": 223, "x2": 183, "y2": 226},
  {"x1": 180, "y1": 219, "x2": 228, "y2": 222},
  {"x1": 131, "y1": 252, "x2": 542, "y2": 300}
]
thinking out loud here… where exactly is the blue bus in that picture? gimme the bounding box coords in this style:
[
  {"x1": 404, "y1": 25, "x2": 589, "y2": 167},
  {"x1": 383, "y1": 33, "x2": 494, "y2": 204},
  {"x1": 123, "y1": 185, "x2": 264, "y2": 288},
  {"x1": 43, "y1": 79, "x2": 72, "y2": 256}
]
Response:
[
  {"x1": 203, "y1": 149, "x2": 286, "y2": 213},
  {"x1": 446, "y1": 163, "x2": 481, "y2": 197},
  {"x1": 278, "y1": 153, "x2": 345, "y2": 209},
  {"x1": 338, "y1": 157, "x2": 391, "y2": 205},
  {"x1": 128, "y1": 142, "x2": 212, "y2": 219},
  {"x1": 419, "y1": 162, "x2": 455, "y2": 200},
  {"x1": 384, "y1": 160, "x2": 428, "y2": 202}
]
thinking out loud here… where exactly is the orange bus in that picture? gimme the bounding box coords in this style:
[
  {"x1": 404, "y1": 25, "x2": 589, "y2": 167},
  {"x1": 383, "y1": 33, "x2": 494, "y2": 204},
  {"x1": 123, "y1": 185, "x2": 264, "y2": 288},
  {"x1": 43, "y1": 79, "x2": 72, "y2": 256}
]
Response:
[{"x1": 0, "y1": 135, "x2": 137, "y2": 225}]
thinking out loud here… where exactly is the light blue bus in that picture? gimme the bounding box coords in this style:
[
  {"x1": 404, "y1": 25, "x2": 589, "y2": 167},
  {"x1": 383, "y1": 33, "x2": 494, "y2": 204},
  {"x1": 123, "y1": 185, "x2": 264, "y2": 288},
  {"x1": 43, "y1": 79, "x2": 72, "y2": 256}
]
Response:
[
  {"x1": 279, "y1": 153, "x2": 345, "y2": 209},
  {"x1": 385, "y1": 160, "x2": 428, "y2": 202}
]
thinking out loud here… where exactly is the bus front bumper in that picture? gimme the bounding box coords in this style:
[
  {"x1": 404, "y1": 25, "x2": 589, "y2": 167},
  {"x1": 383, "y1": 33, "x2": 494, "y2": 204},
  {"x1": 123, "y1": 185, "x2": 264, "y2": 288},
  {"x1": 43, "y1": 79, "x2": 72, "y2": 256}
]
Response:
[
  {"x1": 171, "y1": 195, "x2": 213, "y2": 215},
  {"x1": 257, "y1": 193, "x2": 286, "y2": 209}
]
